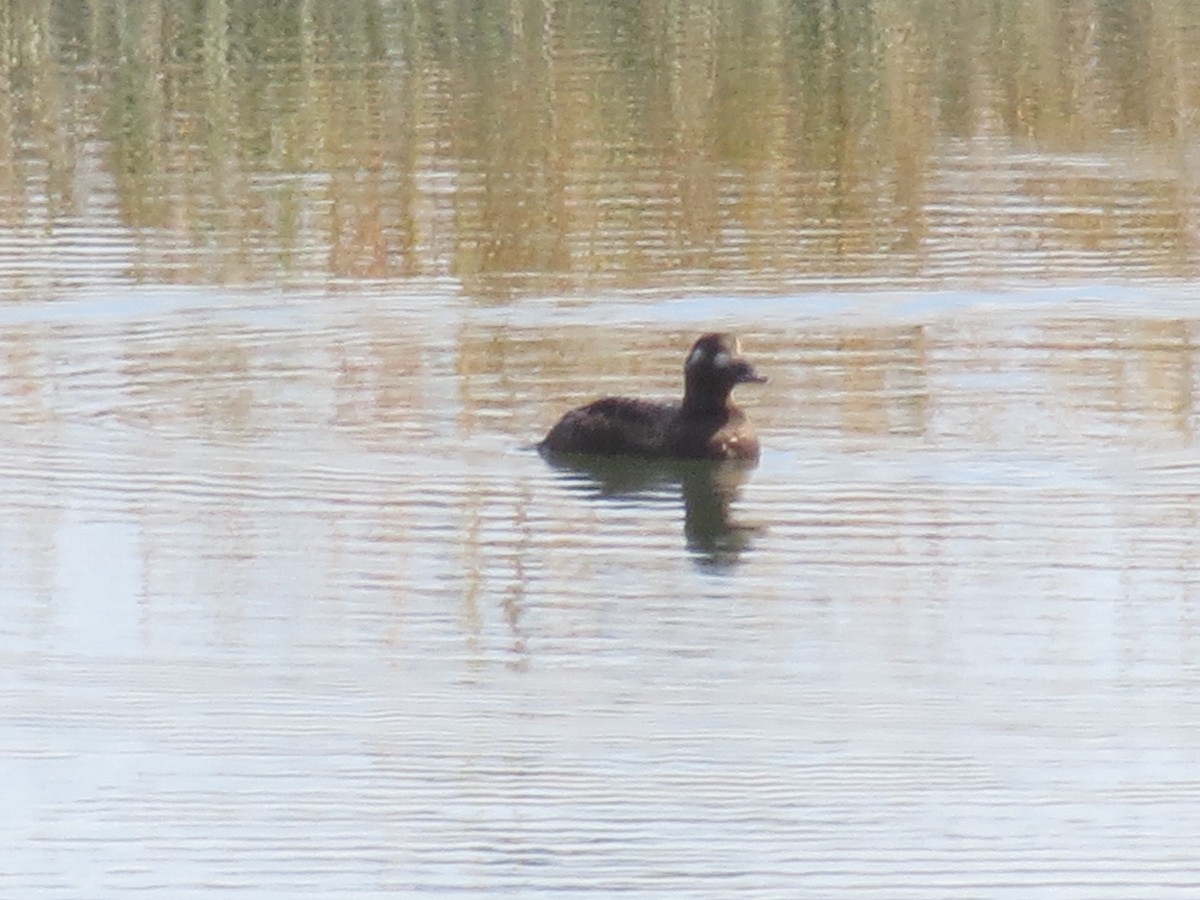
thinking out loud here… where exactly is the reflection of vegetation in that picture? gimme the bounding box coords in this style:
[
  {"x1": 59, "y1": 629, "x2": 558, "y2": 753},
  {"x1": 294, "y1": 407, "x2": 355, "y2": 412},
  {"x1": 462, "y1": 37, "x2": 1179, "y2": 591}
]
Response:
[{"x1": 2, "y1": 0, "x2": 1200, "y2": 290}]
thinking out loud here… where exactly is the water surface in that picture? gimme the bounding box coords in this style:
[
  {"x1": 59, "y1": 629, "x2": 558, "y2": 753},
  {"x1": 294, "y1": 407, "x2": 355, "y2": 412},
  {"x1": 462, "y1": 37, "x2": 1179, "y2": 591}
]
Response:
[
  {"x1": 5, "y1": 2, "x2": 1200, "y2": 897},
  {"x1": 4, "y1": 285, "x2": 1200, "y2": 897}
]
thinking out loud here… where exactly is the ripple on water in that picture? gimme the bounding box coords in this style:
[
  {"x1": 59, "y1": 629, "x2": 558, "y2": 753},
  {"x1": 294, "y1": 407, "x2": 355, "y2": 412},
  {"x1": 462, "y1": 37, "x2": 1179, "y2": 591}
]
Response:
[{"x1": 3, "y1": 287, "x2": 1200, "y2": 898}]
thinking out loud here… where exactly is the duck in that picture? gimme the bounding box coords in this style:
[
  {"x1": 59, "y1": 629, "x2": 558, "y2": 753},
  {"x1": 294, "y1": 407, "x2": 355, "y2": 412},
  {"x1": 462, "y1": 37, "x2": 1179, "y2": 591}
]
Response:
[{"x1": 538, "y1": 333, "x2": 767, "y2": 461}]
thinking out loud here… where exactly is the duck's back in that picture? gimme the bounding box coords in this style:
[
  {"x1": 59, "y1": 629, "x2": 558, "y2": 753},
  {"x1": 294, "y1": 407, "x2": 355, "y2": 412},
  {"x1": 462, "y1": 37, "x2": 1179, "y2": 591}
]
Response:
[{"x1": 538, "y1": 397, "x2": 677, "y2": 457}]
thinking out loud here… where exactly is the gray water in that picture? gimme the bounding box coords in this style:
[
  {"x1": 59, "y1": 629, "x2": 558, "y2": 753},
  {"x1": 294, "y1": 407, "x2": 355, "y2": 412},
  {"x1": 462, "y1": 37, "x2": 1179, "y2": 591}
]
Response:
[
  {"x1": 4, "y1": 284, "x2": 1200, "y2": 897},
  {"x1": 6, "y1": 1, "x2": 1200, "y2": 896}
]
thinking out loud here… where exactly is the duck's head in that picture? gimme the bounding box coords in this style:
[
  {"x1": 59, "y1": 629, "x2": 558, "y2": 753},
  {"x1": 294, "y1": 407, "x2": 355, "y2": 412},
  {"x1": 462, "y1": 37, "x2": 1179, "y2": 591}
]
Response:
[{"x1": 683, "y1": 333, "x2": 767, "y2": 410}]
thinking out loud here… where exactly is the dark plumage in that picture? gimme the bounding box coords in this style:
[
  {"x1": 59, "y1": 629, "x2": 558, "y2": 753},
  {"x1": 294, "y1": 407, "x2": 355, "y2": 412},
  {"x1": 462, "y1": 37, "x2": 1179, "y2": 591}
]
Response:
[{"x1": 538, "y1": 333, "x2": 767, "y2": 461}]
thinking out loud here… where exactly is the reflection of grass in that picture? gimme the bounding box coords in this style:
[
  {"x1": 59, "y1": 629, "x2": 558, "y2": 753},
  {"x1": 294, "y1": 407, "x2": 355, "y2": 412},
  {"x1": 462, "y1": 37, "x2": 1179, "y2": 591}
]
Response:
[{"x1": 2, "y1": 1, "x2": 1200, "y2": 290}]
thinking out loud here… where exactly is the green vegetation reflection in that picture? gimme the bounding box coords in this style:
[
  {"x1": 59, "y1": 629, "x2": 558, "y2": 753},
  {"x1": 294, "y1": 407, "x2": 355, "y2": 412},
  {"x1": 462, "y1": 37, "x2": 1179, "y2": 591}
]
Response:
[{"x1": 2, "y1": 0, "x2": 1199, "y2": 290}]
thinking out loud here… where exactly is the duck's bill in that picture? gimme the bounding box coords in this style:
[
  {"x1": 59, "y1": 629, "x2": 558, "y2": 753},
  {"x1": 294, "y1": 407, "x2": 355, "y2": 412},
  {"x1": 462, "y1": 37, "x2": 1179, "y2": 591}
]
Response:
[{"x1": 735, "y1": 363, "x2": 768, "y2": 384}]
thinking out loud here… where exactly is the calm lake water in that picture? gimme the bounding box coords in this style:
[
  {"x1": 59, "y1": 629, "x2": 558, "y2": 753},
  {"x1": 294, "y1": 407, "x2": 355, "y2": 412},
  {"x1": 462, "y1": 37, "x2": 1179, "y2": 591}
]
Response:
[{"x1": 5, "y1": 2, "x2": 1200, "y2": 897}]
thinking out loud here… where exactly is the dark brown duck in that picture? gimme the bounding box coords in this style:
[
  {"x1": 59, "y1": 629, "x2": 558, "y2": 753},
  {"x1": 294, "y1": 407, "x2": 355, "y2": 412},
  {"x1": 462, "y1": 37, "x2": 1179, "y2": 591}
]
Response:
[{"x1": 538, "y1": 333, "x2": 767, "y2": 461}]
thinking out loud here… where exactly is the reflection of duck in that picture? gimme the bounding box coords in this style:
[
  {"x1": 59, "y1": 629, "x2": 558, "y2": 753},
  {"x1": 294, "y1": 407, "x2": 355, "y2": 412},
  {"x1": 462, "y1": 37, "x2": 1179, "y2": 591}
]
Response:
[
  {"x1": 539, "y1": 333, "x2": 767, "y2": 461},
  {"x1": 678, "y1": 462, "x2": 763, "y2": 571},
  {"x1": 542, "y1": 454, "x2": 763, "y2": 571}
]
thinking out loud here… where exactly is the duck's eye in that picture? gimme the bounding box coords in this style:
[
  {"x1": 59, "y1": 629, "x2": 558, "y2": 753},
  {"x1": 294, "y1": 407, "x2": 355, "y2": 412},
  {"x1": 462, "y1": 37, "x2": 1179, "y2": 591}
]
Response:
[
  {"x1": 713, "y1": 351, "x2": 732, "y2": 368},
  {"x1": 687, "y1": 347, "x2": 707, "y2": 368}
]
